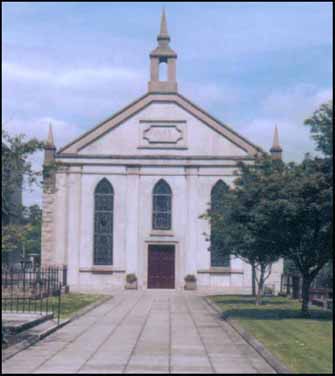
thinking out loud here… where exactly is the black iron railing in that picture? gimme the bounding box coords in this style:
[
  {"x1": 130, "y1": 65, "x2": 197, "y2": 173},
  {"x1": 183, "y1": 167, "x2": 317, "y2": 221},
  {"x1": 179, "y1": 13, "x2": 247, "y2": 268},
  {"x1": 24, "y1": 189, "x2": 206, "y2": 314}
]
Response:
[
  {"x1": 2, "y1": 265, "x2": 67, "y2": 325},
  {"x1": 2, "y1": 265, "x2": 67, "y2": 295},
  {"x1": 2, "y1": 283, "x2": 62, "y2": 324}
]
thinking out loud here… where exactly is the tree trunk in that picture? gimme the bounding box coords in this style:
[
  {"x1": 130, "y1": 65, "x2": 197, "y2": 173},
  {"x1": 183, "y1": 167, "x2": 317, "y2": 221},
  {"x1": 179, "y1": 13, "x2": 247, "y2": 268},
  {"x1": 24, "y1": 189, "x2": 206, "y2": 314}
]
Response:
[
  {"x1": 255, "y1": 265, "x2": 265, "y2": 305},
  {"x1": 252, "y1": 263, "x2": 256, "y2": 297},
  {"x1": 301, "y1": 276, "x2": 311, "y2": 314}
]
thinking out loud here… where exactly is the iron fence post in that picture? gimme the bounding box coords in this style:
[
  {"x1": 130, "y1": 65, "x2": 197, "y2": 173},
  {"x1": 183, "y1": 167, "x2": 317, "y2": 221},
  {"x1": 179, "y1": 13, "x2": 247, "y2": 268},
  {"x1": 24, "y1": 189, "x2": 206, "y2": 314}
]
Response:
[
  {"x1": 57, "y1": 283, "x2": 61, "y2": 325},
  {"x1": 63, "y1": 265, "x2": 67, "y2": 287}
]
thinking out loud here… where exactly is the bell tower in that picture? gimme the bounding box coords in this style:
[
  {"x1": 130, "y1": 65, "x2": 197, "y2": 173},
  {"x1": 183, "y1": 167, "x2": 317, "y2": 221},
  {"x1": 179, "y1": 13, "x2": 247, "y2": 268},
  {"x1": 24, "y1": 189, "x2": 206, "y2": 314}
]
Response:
[{"x1": 148, "y1": 9, "x2": 178, "y2": 93}]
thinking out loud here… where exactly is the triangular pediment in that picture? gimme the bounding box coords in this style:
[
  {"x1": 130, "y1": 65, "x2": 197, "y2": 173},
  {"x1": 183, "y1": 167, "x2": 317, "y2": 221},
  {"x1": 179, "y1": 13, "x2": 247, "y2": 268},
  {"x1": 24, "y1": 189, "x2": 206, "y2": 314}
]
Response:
[{"x1": 58, "y1": 92, "x2": 264, "y2": 157}]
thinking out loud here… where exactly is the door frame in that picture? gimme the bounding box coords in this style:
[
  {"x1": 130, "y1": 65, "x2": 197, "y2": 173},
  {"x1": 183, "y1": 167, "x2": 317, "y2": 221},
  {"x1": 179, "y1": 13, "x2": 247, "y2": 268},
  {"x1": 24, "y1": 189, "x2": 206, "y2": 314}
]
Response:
[
  {"x1": 144, "y1": 240, "x2": 180, "y2": 290},
  {"x1": 147, "y1": 244, "x2": 175, "y2": 289}
]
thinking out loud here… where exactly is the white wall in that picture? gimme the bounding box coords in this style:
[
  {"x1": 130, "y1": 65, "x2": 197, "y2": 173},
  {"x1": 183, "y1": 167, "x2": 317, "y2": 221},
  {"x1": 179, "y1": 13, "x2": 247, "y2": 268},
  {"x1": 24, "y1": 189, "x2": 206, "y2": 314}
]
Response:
[
  {"x1": 52, "y1": 101, "x2": 282, "y2": 293},
  {"x1": 55, "y1": 164, "x2": 285, "y2": 293}
]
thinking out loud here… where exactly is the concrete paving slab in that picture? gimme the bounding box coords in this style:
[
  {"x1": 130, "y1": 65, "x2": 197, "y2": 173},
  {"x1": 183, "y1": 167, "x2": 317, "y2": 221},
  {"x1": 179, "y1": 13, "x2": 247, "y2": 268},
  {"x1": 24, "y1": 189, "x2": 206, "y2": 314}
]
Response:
[{"x1": 2, "y1": 290, "x2": 276, "y2": 374}]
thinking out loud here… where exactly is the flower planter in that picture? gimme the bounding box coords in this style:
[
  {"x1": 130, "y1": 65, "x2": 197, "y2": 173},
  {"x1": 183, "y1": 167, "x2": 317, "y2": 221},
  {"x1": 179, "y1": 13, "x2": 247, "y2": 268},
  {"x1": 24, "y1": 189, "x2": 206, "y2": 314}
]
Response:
[
  {"x1": 184, "y1": 281, "x2": 197, "y2": 290},
  {"x1": 184, "y1": 274, "x2": 197, "y2": 290},
  {"x1": 125, "y1": 274, "x2": 138, "y2": 289},
  {"x1": 125, "y1": 281, "x2": 137, "y2": 289}
]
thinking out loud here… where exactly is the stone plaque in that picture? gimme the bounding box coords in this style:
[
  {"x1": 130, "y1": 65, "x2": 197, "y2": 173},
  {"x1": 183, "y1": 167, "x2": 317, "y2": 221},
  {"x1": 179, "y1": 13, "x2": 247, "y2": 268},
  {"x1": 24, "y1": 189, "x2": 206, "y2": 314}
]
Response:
[
  {"x1": 138, "y1": 121, "x2": 187, "y2": 149},
  {"x1": 144, "y1": 125, "x2": 182, "y2": 144}
]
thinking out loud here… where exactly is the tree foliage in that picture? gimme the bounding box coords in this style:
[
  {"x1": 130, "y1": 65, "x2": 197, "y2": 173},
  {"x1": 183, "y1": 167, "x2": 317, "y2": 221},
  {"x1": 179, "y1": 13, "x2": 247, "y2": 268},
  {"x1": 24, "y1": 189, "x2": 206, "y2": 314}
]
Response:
[
  {"x1": 2, "y1": 130, "x2": 44, "y2": 261},
  {"x1": 304, "y1": 100, "x2": 333, "y2": 157},
  {"x1": 2, "y1": 224, "x2": 25, "y2": 254},
  {"x1": 22, "y1": 205, "x2": 42, "y2": 257},
  {"x1": 2, "y1": 205, "x2": 42, "y2": 258},
  {"x1": 204, "y1": 156, "x2": 285, "y2": 304},
  {"x1": 203, "y1": 154, "x2": 332, "y2": 312},
  {"x1": 312, "y1": 261, "x2": 333, "y2": 289},
  {"x1": 275, "y1": 157, "x2": 332, "y2": 312},
  {"x1": 2, "y1": 130, "x2": 44, "y2": 224}
]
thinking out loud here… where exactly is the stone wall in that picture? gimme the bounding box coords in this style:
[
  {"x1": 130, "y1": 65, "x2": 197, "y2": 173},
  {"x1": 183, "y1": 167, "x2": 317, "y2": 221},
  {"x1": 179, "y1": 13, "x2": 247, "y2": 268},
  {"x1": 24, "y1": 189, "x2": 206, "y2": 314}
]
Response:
[{"x1": 41, "y1": 168, "x2": 56, "y2": 266}]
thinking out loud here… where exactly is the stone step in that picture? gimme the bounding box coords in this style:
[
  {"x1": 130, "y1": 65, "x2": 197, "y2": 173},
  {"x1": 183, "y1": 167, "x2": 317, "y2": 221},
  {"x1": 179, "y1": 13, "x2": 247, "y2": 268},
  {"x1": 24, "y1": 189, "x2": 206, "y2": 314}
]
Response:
[
  {"x1": 2, "y1": 316, "x2": 67, "y2": 362},
  {"x1": 2, "y1": 312, "x2": 54, "y2": 334}
]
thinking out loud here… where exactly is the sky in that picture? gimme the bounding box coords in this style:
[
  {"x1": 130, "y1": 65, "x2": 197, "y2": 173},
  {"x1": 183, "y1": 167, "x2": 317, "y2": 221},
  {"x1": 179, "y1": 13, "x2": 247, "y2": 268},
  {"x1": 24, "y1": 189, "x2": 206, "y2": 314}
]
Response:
[{"x1": 2, "y1": 2, "x2": 333, "y2": 206}]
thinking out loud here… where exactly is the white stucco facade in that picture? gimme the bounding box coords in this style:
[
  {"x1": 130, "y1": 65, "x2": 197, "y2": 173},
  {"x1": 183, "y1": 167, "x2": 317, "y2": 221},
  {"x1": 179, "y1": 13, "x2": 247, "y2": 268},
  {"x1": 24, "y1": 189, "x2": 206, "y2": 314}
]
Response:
[{"x1": 41, "y1": 12, "x2": 283, "y2": 294}]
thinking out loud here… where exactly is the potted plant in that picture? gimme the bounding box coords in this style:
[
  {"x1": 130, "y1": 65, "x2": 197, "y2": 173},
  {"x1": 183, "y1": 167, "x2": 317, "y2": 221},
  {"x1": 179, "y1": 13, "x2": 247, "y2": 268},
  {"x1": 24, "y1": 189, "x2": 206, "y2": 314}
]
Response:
[
  {"x1": 184, "y1": 274, "x2": 197, "y2": 290},
  {"x1": 125, "y1": 273, "x2": 138, "y2": 289}
]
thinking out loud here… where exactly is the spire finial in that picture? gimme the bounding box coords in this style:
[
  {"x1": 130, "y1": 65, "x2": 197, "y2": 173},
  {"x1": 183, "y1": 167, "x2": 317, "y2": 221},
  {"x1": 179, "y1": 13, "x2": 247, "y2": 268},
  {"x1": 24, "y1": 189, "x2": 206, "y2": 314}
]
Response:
[
  {"x1": 272, "y1": 125, "x2": 282, "y2": 150},
  {"x1": 158, "y1": 7, "x2": 170, "y2": 42},
  {"x1": 44, "y1": 123, "x2": 56, "y2": 163},
  {"x1": 270, "y1": 124, "x2": 283, "y2": 160},
  {"x1": 160, "y1": 7, "x2": 168, "y2": 36},
  {"x1": 47, "y1": 123, "x2": 55, "y2": 147}
]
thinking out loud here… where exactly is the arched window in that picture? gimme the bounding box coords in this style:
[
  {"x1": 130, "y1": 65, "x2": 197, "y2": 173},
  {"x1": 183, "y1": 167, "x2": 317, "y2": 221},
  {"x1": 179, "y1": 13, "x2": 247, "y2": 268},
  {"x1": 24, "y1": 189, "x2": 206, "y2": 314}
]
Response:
[
  {"x1": 153, "y1": 179, "x2": 172, "y2": 230},
  {"x1": 159, "y1": 61, "x2": 168, "y2": 81},
  {"x1": 210, "y1": 180, "x2": 230, "y2": 267},
  {"x1": 94, "y1": 178, "x2": 114, "y2": 265}
]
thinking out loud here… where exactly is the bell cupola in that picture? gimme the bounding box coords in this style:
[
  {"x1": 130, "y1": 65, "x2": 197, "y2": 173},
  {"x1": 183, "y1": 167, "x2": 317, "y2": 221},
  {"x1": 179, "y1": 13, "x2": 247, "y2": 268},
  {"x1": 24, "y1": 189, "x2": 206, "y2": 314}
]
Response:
[{"x1": 148, "y1": 9, "x2": 178, "y2": 93}]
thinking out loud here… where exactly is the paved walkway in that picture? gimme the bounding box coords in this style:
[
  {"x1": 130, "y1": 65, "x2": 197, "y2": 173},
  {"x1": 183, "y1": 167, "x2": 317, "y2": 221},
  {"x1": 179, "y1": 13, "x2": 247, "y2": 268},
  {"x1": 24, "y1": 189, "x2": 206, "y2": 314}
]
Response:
[{"x1": 2, "y1": 290, "x2": 275, "y2": 374}]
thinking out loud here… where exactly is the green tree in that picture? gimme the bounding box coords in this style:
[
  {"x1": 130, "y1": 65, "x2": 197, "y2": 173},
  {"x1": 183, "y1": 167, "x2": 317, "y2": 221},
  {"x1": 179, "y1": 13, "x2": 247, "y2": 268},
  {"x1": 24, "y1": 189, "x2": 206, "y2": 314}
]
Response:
[
  {"x1": 275, "y1": 157, "x2": 333, "y2": 313},
  {"x1": 304, "y1": 100, "x2": 333, "y2": 157},
  {"x1": 2, "y1": 224, "x2": 25, "y2": 254},
  {"x1": 312, "y1": 261, "x2": 333, "y2": 289},
  {"x1": 2, "y1": 130, "x2": 44, "y2": 258},
  {"x1": 2, "y1": 206, "x2": 42, "y2": 263},
  {"x1": 22, "y1": 205, "x2": 42, "y2": 259},
  {"x1": 203, "y1": 157, "x2": 284, "y2": 305},
  {"x1": 297, "y1": 100, "x2": 333, "y2": 311},
  {"x1": 203, "y1": 155, "x2": 332, "y2": 313},
  {"x1": 2, "y1": 130, "x2": 44, "y2": 222}
]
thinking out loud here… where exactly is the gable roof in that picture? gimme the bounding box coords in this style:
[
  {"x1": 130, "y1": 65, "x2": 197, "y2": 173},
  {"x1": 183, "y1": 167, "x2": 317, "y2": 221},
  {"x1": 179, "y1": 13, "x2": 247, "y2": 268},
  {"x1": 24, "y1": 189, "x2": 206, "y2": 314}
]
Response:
[{"x1": 57, "y1": 92, "x2": 265, "y2": 157}]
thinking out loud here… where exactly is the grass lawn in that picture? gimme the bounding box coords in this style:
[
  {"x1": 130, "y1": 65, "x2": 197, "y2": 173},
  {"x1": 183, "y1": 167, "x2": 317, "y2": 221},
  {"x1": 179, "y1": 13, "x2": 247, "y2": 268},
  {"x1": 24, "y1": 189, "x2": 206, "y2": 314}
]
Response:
[
  {"x1": 2, "y1": 293, "x2": 108, "y2": 320},
  {"x1": 48, "y1": 293, "x2": 108, "y2": 319},
  {"x1": 2, "y1": 293, "x2": 108, "y2": 350},
  {"x1": 210, "y1": 295, "x2": 333, "y2": 374}
]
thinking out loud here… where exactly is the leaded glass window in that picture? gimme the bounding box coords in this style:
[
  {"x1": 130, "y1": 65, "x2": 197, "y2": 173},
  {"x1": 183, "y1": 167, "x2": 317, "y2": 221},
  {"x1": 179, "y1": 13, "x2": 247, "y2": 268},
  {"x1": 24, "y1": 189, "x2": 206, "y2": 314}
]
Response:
[
  {"x1": 152, "y1": 179, "x2": 172, "y2": 230},
  {"x1": 210, "y1": 180, "x2": 230, "y2": 267},
  {"x1": 94, "y1": 178, "x2": 114, "y2": 265}
]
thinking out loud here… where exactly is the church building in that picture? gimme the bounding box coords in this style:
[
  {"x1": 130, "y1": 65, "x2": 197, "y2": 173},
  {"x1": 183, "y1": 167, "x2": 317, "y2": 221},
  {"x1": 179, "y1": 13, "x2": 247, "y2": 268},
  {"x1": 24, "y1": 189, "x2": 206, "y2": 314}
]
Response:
[{"x1": 41, "y1": 11, "x2": 283, "y2": 293}]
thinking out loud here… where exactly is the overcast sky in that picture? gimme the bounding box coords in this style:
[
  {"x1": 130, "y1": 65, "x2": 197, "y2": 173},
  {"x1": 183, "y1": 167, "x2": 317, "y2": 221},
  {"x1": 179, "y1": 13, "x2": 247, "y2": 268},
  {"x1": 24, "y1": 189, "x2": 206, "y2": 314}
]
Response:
[{"x1": 2, "y1": 2, "x2": 333, "y2": 206}]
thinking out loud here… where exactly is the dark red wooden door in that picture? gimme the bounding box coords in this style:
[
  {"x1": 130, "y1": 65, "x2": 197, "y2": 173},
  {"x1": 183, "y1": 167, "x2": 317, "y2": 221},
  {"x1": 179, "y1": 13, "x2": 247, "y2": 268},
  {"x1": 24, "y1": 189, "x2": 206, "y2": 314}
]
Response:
[{"x1": 148, "y1": 245, "x2": 175, "y2": 289}]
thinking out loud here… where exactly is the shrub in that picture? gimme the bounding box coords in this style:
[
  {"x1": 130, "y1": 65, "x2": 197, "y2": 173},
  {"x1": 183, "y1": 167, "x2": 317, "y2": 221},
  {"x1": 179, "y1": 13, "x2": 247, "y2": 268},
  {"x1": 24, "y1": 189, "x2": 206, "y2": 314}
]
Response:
[
  {"x1": 126, "y1": 273, "x2": 137, "y2": 284},
  {"x1": 184, "y1": 274, "x2": 196, "y2": 283}
]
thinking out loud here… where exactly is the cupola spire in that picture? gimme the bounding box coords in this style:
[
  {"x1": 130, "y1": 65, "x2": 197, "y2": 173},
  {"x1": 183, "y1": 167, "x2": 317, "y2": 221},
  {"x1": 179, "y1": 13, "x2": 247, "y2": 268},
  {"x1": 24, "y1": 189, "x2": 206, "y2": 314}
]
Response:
[
  {"x1": 159, "y1": 8, "x2": 169, "y2": 40},
  {"x1": 148, "y1": 8, "x2": 178, "y2": 93},
  {"x1": 44, "y1": 123, "x2": 56, "y2": 163},
  {"x1": 270, "y1": 125, "x2": 283, "y2": 160},
  {"x1": 47, "y1": 123, "x2": 55, "y2": 147}
]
